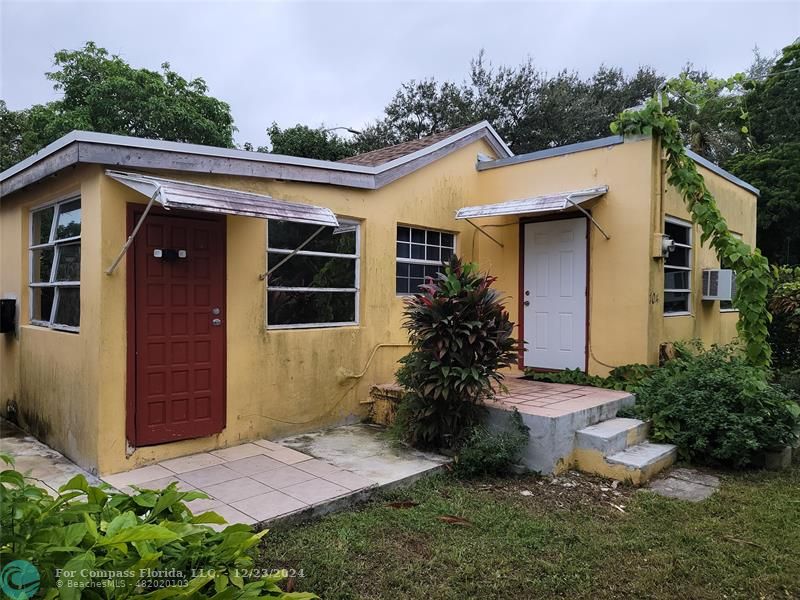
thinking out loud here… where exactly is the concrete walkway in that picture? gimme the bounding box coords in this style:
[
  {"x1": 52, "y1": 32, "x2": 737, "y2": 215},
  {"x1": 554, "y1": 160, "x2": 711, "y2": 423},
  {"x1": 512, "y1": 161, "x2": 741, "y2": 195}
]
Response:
[
  {"x1": 103, "y1": 424, "x2": 447, "y2": 526},
  {"x1": 0, "y1": 418, "x2": 102, "y2": 493},
  {"x1": 1, "y1": 418, "x2": 447, "y2": 526}
]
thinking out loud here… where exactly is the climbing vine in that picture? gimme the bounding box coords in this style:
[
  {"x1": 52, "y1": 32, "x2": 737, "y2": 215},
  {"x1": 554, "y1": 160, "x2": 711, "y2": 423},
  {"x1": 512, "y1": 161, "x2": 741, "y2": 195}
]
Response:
[{"x1": 611, "y1": 75, "x2": 772, "y2": 367}]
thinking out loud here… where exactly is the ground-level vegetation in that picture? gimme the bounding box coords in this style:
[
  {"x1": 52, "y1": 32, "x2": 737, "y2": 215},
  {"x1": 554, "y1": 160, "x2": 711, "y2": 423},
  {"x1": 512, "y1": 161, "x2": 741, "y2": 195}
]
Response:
[{"x1": 263, "y1": 467, "x2": 800, "y2": 600}]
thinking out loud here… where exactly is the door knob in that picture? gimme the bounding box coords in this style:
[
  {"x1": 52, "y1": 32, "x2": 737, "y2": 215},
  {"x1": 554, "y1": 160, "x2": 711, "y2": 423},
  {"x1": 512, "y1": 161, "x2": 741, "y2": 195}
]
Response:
[{"x1": 212, "y1": 318, "x2": 222, "y2": 326}]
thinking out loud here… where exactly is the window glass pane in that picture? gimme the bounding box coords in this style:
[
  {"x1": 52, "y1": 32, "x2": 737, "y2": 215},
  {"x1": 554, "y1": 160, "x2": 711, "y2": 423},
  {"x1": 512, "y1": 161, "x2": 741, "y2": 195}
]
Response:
[
  {"x1": 440, "y1": 247, "x2": 454, "y2": 261},
  {"x1": 53, "y1": 287, "x2": 80, "y2": 327},
  {"x1": 409, "y1": 277, "x2": 425, "y2": 291},
  {"x1": 424, "y1": 265, "x2": 440, "y2": 279},
  {"x1": 410, "y1": 264, "x2": 424, "y2": 278},
  {"x1": 268, "y1": 221, "x2": 356, "y2": 255},
  {"x1": 267, "y1": 253, "x2": 355, "y2": 289},
  {"x1": 426, "y1": 231, "x2": 440, "y2": 246},
  {"x1": 665, "y1": 245, "x2": 690, "y2": 267},
  {"x1": 665, "y1": 221, "x2": 690, "y2": 246},
  {"x1": 411, "y1": 228, "x2": 425, "y2": 243},
  {"x1": 31, "y1": 248, "x2": 54, "y2": 283},
  {"x1": 440, "y1": 232, "x2": 454, "y2": 248},
  {"x1": 55, "y1": 200, "x2": 81, "y2": 240},
  {"x1": 55, "y1": 244, "x2": 81, "y2": 282},
  {"x1": 426, "y1": 246, "x2": 440, "y2": 261},
  {"x1": 31, "y1": 287, "x2": 54, "y2": 322},
  {"x1": 410, "y1": 244, "x2": 425, "y2": 259},
  {"x1": 664, "y1": 291, "x2": 689, "y2": 313},
  {"x1": 396, "y1": 277, "x2": 409, "y2": 294},
  {"x1": 396, "y1": 242, "x2": 410, "y2": 259},
  {"x1": 397, "y1": 227, "x2": 410, "y2": 242},
  {"x1": 32, "y1": 207, "x2": 54, "y2": 245},
  {"x1": 268, "y1": 291, "x2": 355, "y2": 325},
  {"x1": 396, "y1": 263, "x2": 409, "y2": 277},
  {"x1": 664, "y1": 269, "x2": 689, "y2": 290}
]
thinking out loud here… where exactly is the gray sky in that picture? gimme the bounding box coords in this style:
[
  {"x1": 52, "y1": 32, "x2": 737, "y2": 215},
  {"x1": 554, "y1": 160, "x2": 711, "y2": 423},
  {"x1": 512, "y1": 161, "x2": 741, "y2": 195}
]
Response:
[{"x1": 1, "y1": 0, "x2": 798, "y2": 146}]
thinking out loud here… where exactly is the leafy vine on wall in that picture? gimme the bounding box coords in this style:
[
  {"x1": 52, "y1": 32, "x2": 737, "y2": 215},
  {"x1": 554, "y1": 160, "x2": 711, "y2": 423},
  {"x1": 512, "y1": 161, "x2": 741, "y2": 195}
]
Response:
[{"x1": 611, "y1": 75, "x2": 772, "y2": 367}]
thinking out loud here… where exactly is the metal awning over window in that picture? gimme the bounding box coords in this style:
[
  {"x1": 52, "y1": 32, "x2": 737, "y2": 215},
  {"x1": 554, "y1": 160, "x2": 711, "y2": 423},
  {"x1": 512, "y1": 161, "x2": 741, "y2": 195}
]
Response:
[
  {"x1": 456, "y1": 185, "x2": 610, "y2": 243},
  {"x1": 106, "y1": 170, "x2": 338, "y2": 226},
  {"x1": 104, "y1": 170, "x2": 339, "y2": 275}
]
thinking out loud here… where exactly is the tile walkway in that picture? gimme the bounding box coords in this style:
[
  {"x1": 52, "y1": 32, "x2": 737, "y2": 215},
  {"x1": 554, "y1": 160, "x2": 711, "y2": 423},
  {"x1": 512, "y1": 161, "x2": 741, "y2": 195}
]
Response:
[
  {"x1": 102, "y1": 439, "x2": 376, "y2": 525},
  {"x1": 490, "y1": 377, "x2": 631, "y2": 417}
]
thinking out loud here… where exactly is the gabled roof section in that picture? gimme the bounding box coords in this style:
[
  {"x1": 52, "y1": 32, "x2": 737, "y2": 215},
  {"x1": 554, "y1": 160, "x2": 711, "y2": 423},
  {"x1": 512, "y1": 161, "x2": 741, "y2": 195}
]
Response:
[
  {"x1": 339, "y1": 126, "x2": 474, "y2": 166},
  {"x1": 0, "y1": 121, "x2": 512, "y2": 198}
]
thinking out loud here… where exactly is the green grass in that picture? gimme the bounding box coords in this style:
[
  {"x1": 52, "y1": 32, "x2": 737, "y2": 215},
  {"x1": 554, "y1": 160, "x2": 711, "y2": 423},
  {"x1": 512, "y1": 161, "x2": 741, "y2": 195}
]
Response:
[{"x1": 260, "y1": 466, "x2": 800, "y2": 599}]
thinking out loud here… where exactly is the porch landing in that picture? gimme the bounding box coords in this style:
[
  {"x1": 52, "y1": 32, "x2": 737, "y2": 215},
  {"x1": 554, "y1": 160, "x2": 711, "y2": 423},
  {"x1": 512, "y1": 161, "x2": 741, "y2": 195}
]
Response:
[{"x1": 486, "y1": 377, "x2": 676, "y2": 480}]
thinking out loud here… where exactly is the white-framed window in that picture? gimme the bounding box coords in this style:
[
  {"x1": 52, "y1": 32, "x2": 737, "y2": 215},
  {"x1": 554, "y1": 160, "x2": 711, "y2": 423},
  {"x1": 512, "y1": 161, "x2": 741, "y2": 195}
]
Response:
[
  {"x1": 266, "y1": 219, "x2": 359, "y2": 328},
  {"x1": 396, "y1": 225, "x2": 456, "y2": 295},
  {"x1": 664, "y1": 216, "x2": 692, "y2": 315},
  {"x1": 720, "y1": 232, "x2": 741, "y2": 312},
  {"x1": 29, "y1": 197, "x2": 81, "y2": 331}
]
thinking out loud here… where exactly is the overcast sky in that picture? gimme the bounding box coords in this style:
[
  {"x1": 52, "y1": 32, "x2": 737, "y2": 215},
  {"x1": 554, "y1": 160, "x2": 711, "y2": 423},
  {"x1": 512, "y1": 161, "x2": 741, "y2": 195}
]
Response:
[{"x1": 1, "y1": 0, "x2": 798, "y2": 146}]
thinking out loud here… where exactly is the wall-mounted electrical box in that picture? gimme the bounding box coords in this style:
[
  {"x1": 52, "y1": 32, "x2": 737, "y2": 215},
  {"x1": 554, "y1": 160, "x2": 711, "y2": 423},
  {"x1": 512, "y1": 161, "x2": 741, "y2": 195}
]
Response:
[{"x1": 0, "y1": 298, "x2": 16, "y2": 334}]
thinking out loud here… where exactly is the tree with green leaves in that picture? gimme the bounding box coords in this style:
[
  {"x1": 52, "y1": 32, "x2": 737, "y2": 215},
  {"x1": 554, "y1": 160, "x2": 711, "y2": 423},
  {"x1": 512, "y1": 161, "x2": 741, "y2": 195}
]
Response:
[
  {"x1": 1, "y1": 42, "x2": 236, "y2": 171},
  {"x1": 260, "y1": 123, "x2": 358, "y2": 161},
  {"x1": 727, "y1": 39, "x2": 800, "y2": 265}
]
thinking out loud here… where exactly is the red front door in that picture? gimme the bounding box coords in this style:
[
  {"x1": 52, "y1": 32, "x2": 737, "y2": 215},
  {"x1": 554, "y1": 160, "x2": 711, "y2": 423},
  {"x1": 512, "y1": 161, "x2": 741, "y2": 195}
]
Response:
[{"x1": 132, "y1": 211, "x2": 226, "y2": 446}]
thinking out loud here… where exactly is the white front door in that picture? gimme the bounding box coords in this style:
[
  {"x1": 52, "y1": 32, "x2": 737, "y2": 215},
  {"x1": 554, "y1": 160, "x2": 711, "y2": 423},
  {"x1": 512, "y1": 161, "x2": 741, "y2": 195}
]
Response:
[{"x1": 523, "y1": 218, "x2": 587, "y2": 370}]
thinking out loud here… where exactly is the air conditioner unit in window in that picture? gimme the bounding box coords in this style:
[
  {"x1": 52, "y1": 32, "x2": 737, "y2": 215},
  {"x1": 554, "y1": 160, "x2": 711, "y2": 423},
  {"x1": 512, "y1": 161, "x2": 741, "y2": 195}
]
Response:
[{"x1": 702, "y1": 269, "x2": 735, "y2": 301}]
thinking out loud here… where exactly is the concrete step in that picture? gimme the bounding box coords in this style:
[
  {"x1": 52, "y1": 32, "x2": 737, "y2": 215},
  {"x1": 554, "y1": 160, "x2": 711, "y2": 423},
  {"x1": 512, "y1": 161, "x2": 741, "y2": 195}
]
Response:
[
  {"x1": 575, "y1": 418, "x2": 649, "y2": 455},
  {"x1": 604, "y1": 442, "x2": 677, "y2": 484}
]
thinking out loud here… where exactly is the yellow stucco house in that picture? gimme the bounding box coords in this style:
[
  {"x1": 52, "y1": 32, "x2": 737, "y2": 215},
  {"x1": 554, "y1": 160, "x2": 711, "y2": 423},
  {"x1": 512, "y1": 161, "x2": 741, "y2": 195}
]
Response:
[{"x1": 0, "y1": 122, "x2": 759, "y2": 475}]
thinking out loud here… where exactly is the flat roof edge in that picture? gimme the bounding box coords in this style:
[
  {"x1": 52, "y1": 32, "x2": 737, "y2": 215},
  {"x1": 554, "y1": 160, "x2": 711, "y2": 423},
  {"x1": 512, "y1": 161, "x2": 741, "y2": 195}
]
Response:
[
  {"x1": 477, "y1": 135, "x2": 624, "y2": 170},
  {"x1": 0, "y1": 124, "x2": 512, "y2": 197},
  {"x1": 686, "y1": 149, "x2": 760, "y2": 196}
]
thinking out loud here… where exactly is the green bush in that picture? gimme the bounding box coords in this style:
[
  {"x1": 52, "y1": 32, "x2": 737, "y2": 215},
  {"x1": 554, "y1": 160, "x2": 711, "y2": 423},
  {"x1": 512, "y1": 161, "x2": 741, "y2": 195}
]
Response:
[
  {"x1": 454, "y1": 409, "x2": 529, "y2": 478},
  {"x1": 525, "y1": 363, "x2": 656, "y2": 393},
  {"x1": 0, "y1": 454, "x2": 314, "y2": 599},
  {"x1": 630, "y1": 344, "x2": 800, "y2": 468},
  {"x1": 769, "y1": 265, "x2": 800, "y2": 370},
  {"x1": 396, "y1": 256, "x2": 519, "y2": 449}
]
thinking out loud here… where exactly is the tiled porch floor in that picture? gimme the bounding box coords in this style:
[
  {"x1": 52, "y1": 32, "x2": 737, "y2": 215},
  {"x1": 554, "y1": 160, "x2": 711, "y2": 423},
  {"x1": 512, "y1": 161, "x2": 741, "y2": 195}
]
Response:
[
  {"x1": 491, "y1": 377, "x2": 631, "y2": 417},
  {"x1": 102, "y1": 438, "x2": 377, "y2": 525}
]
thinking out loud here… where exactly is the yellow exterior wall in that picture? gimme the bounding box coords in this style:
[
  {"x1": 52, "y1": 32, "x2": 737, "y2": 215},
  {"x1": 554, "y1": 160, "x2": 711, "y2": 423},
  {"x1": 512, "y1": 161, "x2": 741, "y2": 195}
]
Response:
[
  {"x1": 658, "y1": 159, "x2": 758, "y2": 348},
  {"x1": 0, "y1": 134, "x2": 757, "y2": 475},
  {"x1": 89, "y1": 138, "x2": 497, "y2": 473},
  {"x1": 0, "y1": 166, "x2": 103, "y2": 471},
  {"x1": 474, "y1": 137, "x2": 656, "y2": 374}
]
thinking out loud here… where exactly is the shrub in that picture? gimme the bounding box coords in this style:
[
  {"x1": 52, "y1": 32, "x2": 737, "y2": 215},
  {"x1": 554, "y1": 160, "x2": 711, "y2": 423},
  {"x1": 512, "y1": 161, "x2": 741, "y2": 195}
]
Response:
[
  {"x1": 396, "y1": 256, "x2": 519, "y2": 449},
  {"x1": 0, "y1": 454, "x2": 314, "y2": 599},
  {"x1": 454, "y1": 409, "x2": 529, "y2": 478},
  {"x1": 769, "y1": 265, "x2": 800, "y2": 370},
  {"x1": 525, "y1": 363, "x2": 656, "y2": 393},
  {"x1": 630, "y1": 344, "x2": 800, "y2": 468}
]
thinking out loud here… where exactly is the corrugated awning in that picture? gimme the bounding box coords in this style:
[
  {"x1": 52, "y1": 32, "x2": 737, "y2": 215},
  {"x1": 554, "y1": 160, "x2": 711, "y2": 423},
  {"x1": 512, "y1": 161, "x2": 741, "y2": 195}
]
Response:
[
  {"x1": 455, "y1": 186, "x2": 608, "y2": 220},
  {"x1": 456, "y1": 185, "x2": 611, "y2": 244},
  {"x1": 106, "y1": 170, "x2": 338, "y2": 227}
]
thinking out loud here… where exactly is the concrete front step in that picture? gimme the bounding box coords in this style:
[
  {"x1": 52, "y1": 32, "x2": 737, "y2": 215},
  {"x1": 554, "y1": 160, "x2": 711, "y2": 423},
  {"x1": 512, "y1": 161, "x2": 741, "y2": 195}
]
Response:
[
  {"x1": 575, "y1": 418, "x2": 649, "y2": 455},
  {"x1": 606, "y1": 442, "x2": 677, "y2": 483},
  {"x1": 574, "y1": 439, "x2": 677, "y2": 485}
]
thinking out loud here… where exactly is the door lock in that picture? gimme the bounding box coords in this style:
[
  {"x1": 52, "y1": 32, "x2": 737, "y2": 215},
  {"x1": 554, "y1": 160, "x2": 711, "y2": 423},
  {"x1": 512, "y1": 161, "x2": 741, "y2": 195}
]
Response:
[
  {"x1": 211, "y1": 318, "x2": 222, "y2": 326},
  {"x1": 523, "y1": 300, "x2": 530, "y2": 307}
]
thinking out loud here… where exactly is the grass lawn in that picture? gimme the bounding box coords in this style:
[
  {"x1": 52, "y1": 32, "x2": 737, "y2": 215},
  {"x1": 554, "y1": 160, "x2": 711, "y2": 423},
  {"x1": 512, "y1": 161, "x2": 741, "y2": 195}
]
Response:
[{"x1": 260, "y1": 465, "x2": 800, "y2": 599}]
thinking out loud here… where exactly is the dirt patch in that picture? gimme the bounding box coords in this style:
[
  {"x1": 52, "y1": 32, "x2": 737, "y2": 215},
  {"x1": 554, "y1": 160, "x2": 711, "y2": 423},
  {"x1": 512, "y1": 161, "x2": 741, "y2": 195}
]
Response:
[{"x1": 462, "y1": 470, "x2": 638, "y2": 515}]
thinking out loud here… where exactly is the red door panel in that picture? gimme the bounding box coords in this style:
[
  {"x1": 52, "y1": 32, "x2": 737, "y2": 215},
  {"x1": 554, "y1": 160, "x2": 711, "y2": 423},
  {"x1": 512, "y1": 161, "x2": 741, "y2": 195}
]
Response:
[{"x1": 133, "y1": 213, "x2": 225, "y2": 446}]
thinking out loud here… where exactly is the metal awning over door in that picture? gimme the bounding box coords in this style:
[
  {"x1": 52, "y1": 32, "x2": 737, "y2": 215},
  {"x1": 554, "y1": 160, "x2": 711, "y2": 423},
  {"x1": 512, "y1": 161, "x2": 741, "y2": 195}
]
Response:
[
  {"x1": 105, "y1": 170, "x2": 339, "y2": 275},
  {"x1": 106, "y1": 170, "x2": 339, "y2": 226},
  {"x1": 455, "y1": 186, "x2": 610, "y2": 242}
]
